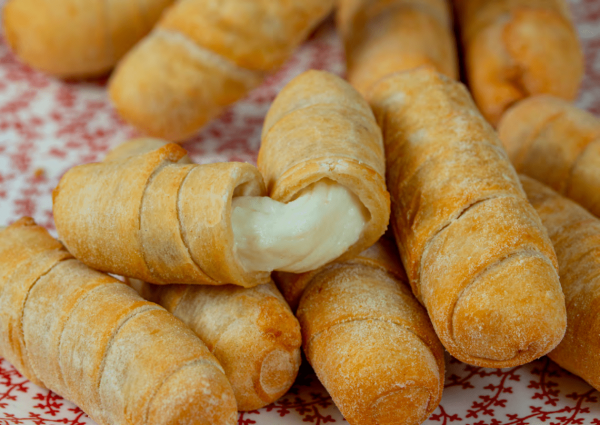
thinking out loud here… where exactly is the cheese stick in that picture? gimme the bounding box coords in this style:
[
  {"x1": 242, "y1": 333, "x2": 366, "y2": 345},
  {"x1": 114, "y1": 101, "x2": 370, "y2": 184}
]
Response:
[
  {"x1": 3, "y1": 0, "x2": 174, "y2": 78},
  {"x1": 454, "y1": 0, "x2": 583, "y2": 126},
  {"x1": 55, "y1": 130, "x2": 383, "y2": 286},
  {"x1": 129, "y1": 279, "x2": 301, "y2": 411},
  {"x1": 521, "y1": 176, "x2": 600, "y2": 391},
  {"x1": 498, "y1": 96, "x2": 600, "y2": 218},
  {"x1": 0, "y1": 218, "x2": 237, "y2": 425},
  {"x1": 53, "y1": 143, "x2": 271, "y2": 288},
  {"x1": 274, "y1": 238, "x2": 444, "y2": 425},
  {"x1": 258, "y1": 70, "x2": 390, "y2": 266},
  {"x1": 337, "y1": 0, "x2": 458, "y2": 96},
  {"x1": 103, "y1": 139, "x2": 302, "y2": 410},
  {"x1": 109, "y1": 0, "x2": 334, "y2": 141},
  {"x1": 369, "y1": 68, "x2": 566, "y2": 367},
  {"x1": 102, "y1": 139, "x2": 303, "y2": 410}
]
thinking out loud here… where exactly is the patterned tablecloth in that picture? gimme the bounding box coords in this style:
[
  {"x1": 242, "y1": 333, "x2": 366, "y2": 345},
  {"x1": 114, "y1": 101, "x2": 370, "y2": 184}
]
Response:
[{"x1": 1, "y1": 1, "x2": 600, "y2": 424}]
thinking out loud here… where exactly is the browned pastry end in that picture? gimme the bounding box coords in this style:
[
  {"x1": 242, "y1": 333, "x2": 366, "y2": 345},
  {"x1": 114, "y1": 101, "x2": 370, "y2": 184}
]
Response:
[
  {"x1": 521, "y1": 175, "x2": 600, "y2": 391},
  {"x1": 130, "y1": 279, "x2": 301, "y2": 411},
  {"x1": 109, "y1": 0, "x2": 335, "y2": 141},
  {"x1": 0, "y1": 218, "x2": 237, "y2": 425},
  {"x1": 3, "y1": 0, "x2": 174, "y2": 78},
  {"x1": 259, "y1": 70, "x2": 390, "y2": 264},
  {"x1": 454, "y1": 0, "x2": 583, "y2": 126},
  {"x1": 498, "y1": 95, "x2": 600, "y2": 218},
  {"x1": 53, "y1": 143, "x2": 270, "y2": 288},
  {"x1": 369, "y1": 67, "x2": 566, "y2": 368},
  {"x1": 274, "y1": 238, "x2": 444, "y2": 425},
  {"x1": 337, "y1": 0, "x2": 458, "y2": 95}
]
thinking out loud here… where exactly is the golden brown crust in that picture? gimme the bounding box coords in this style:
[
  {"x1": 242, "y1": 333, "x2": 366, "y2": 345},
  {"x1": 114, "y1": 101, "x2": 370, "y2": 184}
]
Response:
[
  {"x1": 454, "y1": 0, "x2": 583, "y2": 126},
  {"x1": 0, "y1": 217, "x2": 72, "y2": 387},
  {"x1": 53, "y1": 143, "x2": 270, "y2": 287},
  {"x1": 3, "y1": 0, "x2": 174, "y2": 78},
  {"x1": 369, "y1": 68, "x2": 566, "y2": 367},
  {"x1": 498, "y1": 95, "x2": 600, "y2": 217},
  {"x1": 132, "y1": 279, "x2": 302, "y2": 411},
  {"x1": 0, "y1": 218, "x2": 238, "y2": 425},
  {"x1": 108, "y1": 137, "x2": 300, "y2": 410},
  {"x1": 274, "y1": 239, "x2": 444, "y2": 425},
  {"x1": 147, "y1": 359, "x2": 238, "y2": 425},
  {"x1": 158, "y1": 0, "x2": 334, "y2": 71},
  {"x1": 338, "y1": 0, "x2": 458, "y2": 95},
  {"x1": 521, "y1": 175, "x2": 600, "y2": 392},
  {"x1": 274, "y1": 236, "x2": 407, "y2": 312},
  {"x1": 23, "y1": 259, "x2": 117, "y2": 398},
  {"x1": 59, "y1": 284, "x2": 158, "y2": 421},
  {"x1": 109, "y1": 29, "x2": 265, "y2": 142},
  {"x1": 259, "y1": 70, "x2": 390, "y2": 265},
  {"x1": 99, "y1": 308, "x2": 233, "y2": 425},
  {"x1": 109, "y1": 0, "x2": 334, "y2": 141}
]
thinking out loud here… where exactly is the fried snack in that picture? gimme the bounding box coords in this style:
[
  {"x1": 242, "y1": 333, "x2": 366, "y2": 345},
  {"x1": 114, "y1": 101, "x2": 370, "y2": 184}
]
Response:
[
  {"x1": 258, "y1": 70, "x2": 390, "y2": 265},
  {"x1": 498, "y1": 95, "x2": 600, "y2": 218},
  {"x1": 130, "y1": 279, "x2": 301, "y2": 411},
  {"x1": 0, "y1": 217, "x2": 237, "y2": 425},
  {"x1": 102, "y1": 138, "x2": 302, "y2": 410},
  {"x1": 337, "y1": 0, "x2": 458, "y2": 96},
  {"x1": 53, "y1": 143, "x2": 270, "y2": 288},
  {"x1": 454, "y1": 0, "x2": 583, "y2": 126},
  {"x1": 109, "y1": 0, "x2": 334, "y2": 141},
  {"x1": 3, "y1": 0, "x2": 174, "y2": 78},
  {"x1": 369, "y1": 68, "x2": 566, "y2": 367},
  {"x1": 521, "y1": 175, "x2": 600, "y2": 391},
  {"x1": 274, "y1": 238, "x2": 444, "y2": 425}
]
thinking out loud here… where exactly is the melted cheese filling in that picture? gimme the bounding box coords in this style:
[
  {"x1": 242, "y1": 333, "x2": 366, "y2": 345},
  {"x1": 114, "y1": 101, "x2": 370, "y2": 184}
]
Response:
[{"x1": 231, "y1": 180, "x2": 368, "y2": 273}]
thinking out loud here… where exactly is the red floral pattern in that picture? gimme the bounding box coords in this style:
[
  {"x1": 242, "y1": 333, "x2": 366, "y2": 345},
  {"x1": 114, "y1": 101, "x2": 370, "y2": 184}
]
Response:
[
  {"x1": 1, "y1": 354, "x2": 599, "y2": 424},
  {"x1": 0, "y1": 359, "x2": 90, "y2": 425},
  {"x1": 0, "y1": 0, "x2": 599, "y2": 423},
  {"x1": 429, "y1": 357, "x2": 600, "y2": 425}
]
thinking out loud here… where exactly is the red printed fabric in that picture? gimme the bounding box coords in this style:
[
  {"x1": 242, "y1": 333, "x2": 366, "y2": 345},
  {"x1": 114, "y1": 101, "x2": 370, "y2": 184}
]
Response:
[{"x1": 1, "y1": 0, "x2": 600, "y2": 424}]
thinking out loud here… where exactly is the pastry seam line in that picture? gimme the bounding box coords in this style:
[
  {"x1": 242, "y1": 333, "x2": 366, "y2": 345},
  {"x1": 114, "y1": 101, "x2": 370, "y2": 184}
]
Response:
[
  {"x1": 176, "y1": 166, "x2": 217, "y2": 283},
  {"x1": 511, "y1": 109, "x2": 564, "y2": 169},
  {"x1": 154, "y1": 28, "x2": 264, "y2": 79},
  {"x1": 305, "y1": 316, "x2": 435, "y2": 371},
  {"x1": 54, "y1": 280, "x2": 117, "y2": 395},
  {"x1": 170, "y1": 284, "x2": 193, "y2": 317},
  {"x1": 566, "y1": 136, "x2": 600, "y2": 197},
  {"x1": 143, "y1": 356, "x2": 220, "y2": 425},
  {"x1": 416, "y1": 193, "x2": 519, "y2": 300},
  {"x1": 19, "y1": 255, "x2": 73, "y2": 383},
  {"x1": 138, "y1": 161, "x2": 173, "y2": 283},
  {"x1": 545, "y1": 214, "x2": 597, "y2": 245},
  {"x1": 57, "y1": 282, "x2": 150, "y2": 403},
  {"x1": 305, "y1": 315, "x2": 443, "y2": 402},
  {"x1": 391, "y1": 139, "x2": 512, "y2": 208},
  {"x1": 174, "y1": 165, "x2": 213, "y2": 282},
  {"x1": 96, "y1": 304, "x2": 164, "y2": 410}
]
